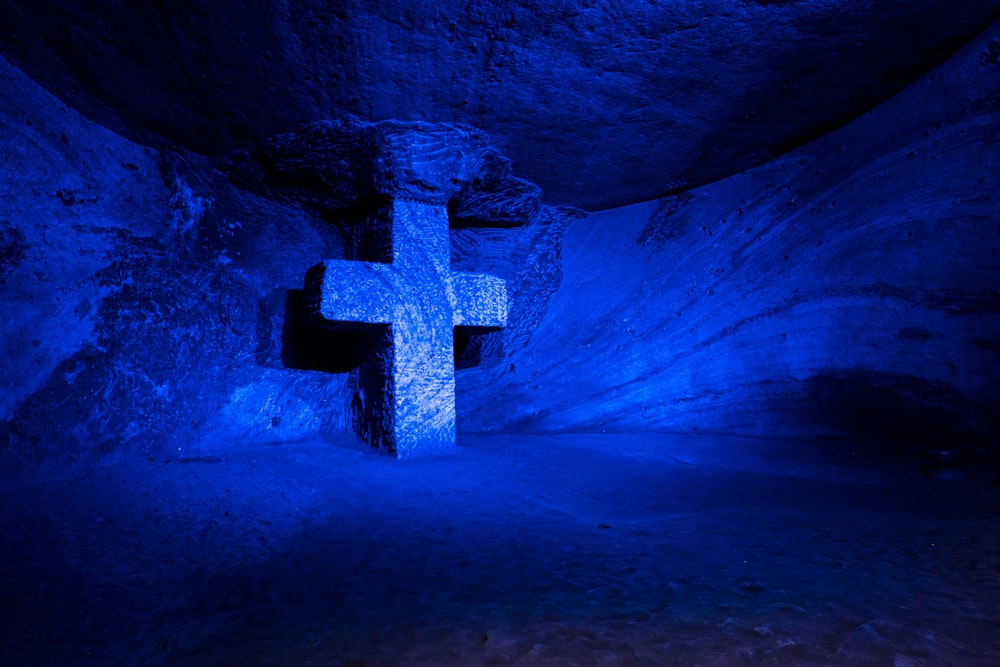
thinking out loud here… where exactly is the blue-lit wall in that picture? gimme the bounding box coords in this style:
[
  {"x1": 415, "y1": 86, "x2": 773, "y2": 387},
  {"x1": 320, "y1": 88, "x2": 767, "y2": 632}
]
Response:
[
  {"x1": 2, "y1": 20, "x2": 999, "y2": 476},
  {"x1": 458, "y1": 25, "x2": 1000, "y2": 459},
  {"x1": 0, "y1": 51, "x2": 568, "y2": 474},
  {"x1": 0, "y1": 55, "x2": 362, "y2": 473}
]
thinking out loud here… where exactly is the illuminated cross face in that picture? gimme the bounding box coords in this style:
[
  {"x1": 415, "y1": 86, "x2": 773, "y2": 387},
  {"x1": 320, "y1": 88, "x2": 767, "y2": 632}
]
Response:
[{"x1": 305, "y1": 197, "x2": 507, "y2": 458}]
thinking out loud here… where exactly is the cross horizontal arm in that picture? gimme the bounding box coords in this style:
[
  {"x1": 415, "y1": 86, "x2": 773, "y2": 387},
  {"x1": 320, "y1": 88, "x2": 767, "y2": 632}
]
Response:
[
  {"x1": 452, "y1": 272, "x2": 507, "y2": 328},
  {"x1": 305, "y1": 260, "x2": 399, "y2": 326}
]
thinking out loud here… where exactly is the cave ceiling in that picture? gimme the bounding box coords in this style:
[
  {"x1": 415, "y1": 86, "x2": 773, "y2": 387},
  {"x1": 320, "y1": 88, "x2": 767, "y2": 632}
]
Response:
[{"x1": 2, "y1": 0, "x2": 998, "y2": 210}]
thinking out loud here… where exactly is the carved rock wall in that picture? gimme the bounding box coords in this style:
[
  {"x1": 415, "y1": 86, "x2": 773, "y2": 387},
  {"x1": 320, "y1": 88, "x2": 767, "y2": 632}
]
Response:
[
  {"x1": 0, "y1": 55, "x2": 354, "y2": 475},
  {"x1": 2, "y1": 1, "x2": 999, "y2": 209},
  {"x1": 459, "y1": 24, "x2": 1000, "y2": 459},
  {"x1": 0, "y1": 55, "x2": 572, "y2": 475}
]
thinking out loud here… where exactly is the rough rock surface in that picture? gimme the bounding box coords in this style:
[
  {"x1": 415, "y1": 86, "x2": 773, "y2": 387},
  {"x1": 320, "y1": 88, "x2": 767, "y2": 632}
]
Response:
[
  {"x1": 2, "y1": 435, "x2": 999, "y2": 665},
  {"x1": 2, "y1": 1, "x2": 999, "y2": 209},
  {"x1": 0, "y1": 55, "x2": 353, "y2": 473},
  {"x1": 3, "y1": 10, "x2": 1000, "y2": 473},
  {"x1": 459, "y1": 23, "x2": 1000, "y2": 459},
  {"x1": 224, "y1": 117, "x2": 543, "y2": 225},
  {"x1": 0, "y1": 54, "x2": 571, "y2": 473}
]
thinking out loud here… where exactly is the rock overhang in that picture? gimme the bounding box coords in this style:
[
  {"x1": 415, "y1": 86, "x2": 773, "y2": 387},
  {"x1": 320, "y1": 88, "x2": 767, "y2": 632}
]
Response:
[
  {"x1": 223, "y1": 117, "x2": 545, "y2": 227},
  {"x1": 2, "y1": 0, "x2": 999, "y2": 210}
]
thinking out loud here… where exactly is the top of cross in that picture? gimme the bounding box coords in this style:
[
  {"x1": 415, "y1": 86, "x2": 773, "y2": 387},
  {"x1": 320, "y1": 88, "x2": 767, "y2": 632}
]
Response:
[{"x1": 224, "y1": 117, "x2": 545, "y2": 226}]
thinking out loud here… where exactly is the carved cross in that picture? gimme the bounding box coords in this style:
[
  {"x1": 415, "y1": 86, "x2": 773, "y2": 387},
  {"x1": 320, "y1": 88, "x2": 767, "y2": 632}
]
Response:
[{"x1": 303, "y1": 126, "x2": 509, "y2": 458}]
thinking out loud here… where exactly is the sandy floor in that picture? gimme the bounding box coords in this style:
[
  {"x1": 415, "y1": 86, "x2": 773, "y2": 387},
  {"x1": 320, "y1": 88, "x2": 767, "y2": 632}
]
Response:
[{"x1": 1, "y1": 433, "x2": 998, "y2": 666}]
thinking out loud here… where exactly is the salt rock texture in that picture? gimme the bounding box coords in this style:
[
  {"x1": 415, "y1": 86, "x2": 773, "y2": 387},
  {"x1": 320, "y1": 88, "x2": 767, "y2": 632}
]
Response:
[
  {"x1": 2, "y1": 7, "x2": 999, "y2": 474},
  {"x1": 459, "y1": 23, "x2": 1000, "y2": 460},
  {"x1": 0, "y1": 53, "x2": 570, "y2": 474},
  {"x1": 2, "y1": 0, "x2": 999, "y2": 209},
  {"x1": 305, "y1": 197, "x2": 508, "y2": 459},
  {"x1": 224, "y1": 117, "x2": 543, "y2": 225},
  {"x1": 0, "y1": 55, "x2": 350, "y2": 473},
  {"x1": 228, "y1": 118, "x2": 556, "y2": 457}
]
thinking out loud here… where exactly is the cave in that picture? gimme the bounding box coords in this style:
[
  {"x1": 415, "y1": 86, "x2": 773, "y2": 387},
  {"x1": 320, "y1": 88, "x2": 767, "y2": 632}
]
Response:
[{"x1": 1, "y1": 2, "x2": 999, "y2": 664}]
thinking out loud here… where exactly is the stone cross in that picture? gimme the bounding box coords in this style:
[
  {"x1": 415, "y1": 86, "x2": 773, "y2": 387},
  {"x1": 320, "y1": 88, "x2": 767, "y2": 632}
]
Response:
[{"x1": 303, "y1": 125, "x2": 509, "y2": 458}]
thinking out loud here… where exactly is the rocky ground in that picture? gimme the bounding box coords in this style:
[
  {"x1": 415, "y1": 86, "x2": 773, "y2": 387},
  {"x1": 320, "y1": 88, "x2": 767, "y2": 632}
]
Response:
[{"x1": 2, "y1": 433, "x2": 998, "y2": 666}]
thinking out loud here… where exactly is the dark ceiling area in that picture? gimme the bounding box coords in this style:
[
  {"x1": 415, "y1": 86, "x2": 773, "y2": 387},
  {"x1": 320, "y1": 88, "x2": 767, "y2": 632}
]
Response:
[{"x1": 2, "y1": 0, "x2": 999, "y2": 210}]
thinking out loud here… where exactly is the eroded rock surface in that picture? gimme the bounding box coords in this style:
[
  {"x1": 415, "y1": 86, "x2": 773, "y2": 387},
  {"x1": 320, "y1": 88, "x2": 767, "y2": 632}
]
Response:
[
  {"x1": 0, "y1": 55, "x2": 353, "y2": 473},
  {"x1": 2, "y1": 1, "x2": 999, "y2": 209},
  {"x1": 0, "y1": 58, "x2": 572, "y2": 472},
  {"x1": 459, "y1": 23, "x2": 1000, "y2": 459},
  {"x1": 224, "y1": 117, "x2": 543, "y2": 225}
]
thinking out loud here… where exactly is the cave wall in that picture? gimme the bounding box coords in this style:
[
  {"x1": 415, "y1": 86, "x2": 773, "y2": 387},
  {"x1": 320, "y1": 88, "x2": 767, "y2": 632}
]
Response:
[
  {"x1": 459, "y1": 23, "x2": 1000, "y2": 457},
  {"x1": 0, "y1": 54, "x2": 361, "y2": 474},
  {"x1": 3, "y1": 14, "x2": 999, "y2": 474},
  {"x1": 4, "y1": 1, "x2": 999, "y2": 210},
  {"x1": 0, "y1": 53, "x2": 570, "y2": 475}
]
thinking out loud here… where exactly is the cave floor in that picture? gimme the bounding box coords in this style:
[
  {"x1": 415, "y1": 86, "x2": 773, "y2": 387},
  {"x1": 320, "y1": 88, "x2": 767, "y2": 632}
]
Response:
[{"x1": 1, "y1": 433, "x2": 998, "y2": 666}]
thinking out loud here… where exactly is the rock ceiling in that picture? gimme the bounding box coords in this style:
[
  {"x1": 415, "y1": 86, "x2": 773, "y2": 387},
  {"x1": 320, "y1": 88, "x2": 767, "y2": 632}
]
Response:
[{"x1": 2, "y1": 0, "x2": 999, "y2": 210}]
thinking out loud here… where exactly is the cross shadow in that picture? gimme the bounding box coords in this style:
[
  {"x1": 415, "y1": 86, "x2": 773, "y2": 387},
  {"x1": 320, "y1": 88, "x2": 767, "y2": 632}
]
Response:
[
  {"x1": 280, "y1": 290, "x2": 380, "y2": 373},
  {"x1": 455, "y1": 328, "x2": 503, "y2": 369},
  {"x1": 281, "y1": 290, "x2": 503, "y2": 373}
]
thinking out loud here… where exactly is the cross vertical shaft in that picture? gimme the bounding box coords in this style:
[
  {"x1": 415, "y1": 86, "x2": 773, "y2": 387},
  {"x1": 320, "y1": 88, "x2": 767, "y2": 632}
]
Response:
[{"x1": 306, "y1": 196, "x2": 506, "y2": 458}]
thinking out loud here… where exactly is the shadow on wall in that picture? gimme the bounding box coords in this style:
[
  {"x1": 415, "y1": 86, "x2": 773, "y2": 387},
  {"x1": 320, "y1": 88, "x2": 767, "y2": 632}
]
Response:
[
  {"x1": 278, "y1": 289, "x2": 504, "y2": 373},
  {"x1": 800, "y1": 369, "x2": 997, "y2": 456},
  {"x1": 455, "y1": 329, "x2": 504, "y2": 369},
  {"x1": 279, "y1": 290, "x2": 377, "y2": 373}
]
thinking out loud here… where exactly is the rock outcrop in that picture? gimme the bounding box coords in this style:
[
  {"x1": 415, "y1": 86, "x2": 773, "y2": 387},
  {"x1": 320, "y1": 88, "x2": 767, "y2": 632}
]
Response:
[
  {"x1": 459, "y1": 22, "x2": 1000, "y2": 461},
  {"x1": 0, "y1": 57, "x2": 570, "y2": 474},
  {"x1": 224, "y1": 117, "x2": 542, "y2": 226},
  {"x1": 2, "y1": 0, "x2": 998, "y2": 209}
]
